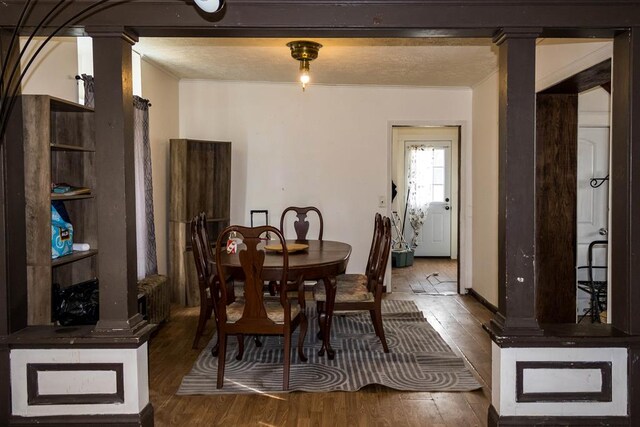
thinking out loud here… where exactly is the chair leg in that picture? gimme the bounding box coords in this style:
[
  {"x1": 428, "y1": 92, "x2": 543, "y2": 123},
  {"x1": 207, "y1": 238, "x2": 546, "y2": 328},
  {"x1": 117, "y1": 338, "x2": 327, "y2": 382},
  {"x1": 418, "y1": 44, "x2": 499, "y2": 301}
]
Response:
[
  {"x1": 369, "y1": 309, "x2": 381, "y2": 337},
  {"x1": 254, "y1": 335, "x2": 263, "y2": 347},
  {"x1": 373, "y1": 305, "x2": 389, "y2": 353},
  {"x1": 298, "y1": 313, "x2": 308, "y2": 362},
  {"x1": 211, "y1": 333, "x2": 220, "y2": 357},
  {"x1": 297, "y1": 277, "x2": 306, "y2": 310},
  {"x1": 283, "y1": 330, "x2": 291, "y2": 391},
  {"x1": 192, "y1": 301, "x2": 209, "y2": 349},
  {"x1": 216, "y1": 331, "x2": 227, "y2": 389},
  {"x1": 236, "y1": 334, "x2": 245, "y2": 361},
  {"x1": 316, "y1": 301, "x2": 325, "y2": 340},
  {"x1": 268, "y1": 280, "x2": 278, "y2": 296}
]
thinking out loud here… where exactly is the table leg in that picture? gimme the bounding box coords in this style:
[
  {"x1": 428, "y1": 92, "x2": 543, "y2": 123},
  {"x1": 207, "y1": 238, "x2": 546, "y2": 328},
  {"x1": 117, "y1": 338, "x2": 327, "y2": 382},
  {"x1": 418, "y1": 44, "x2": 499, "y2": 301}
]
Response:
[{"x1": 318, "y1": 275, "x2": 337, "y2": 359}]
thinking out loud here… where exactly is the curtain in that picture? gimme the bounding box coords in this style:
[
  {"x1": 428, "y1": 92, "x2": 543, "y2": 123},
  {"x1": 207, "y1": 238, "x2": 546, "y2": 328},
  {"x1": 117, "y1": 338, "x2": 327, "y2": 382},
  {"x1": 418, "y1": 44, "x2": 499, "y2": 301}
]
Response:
[
  {"x1": 133, "y1": 96, "x2": 158, "y2": 279},
  {"x1": 79, "y1": 74, "x2": 95, "y2": 108},
  {"x1": 406, "y1": 145, "x2": 436, "y2": 248}
]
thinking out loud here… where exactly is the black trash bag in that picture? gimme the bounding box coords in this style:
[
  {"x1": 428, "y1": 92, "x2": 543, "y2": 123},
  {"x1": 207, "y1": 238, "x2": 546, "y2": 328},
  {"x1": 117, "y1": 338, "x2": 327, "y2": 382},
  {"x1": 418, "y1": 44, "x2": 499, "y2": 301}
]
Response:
[{"x1": 53, "y1": 278, "x2": 99, "y2": 326}]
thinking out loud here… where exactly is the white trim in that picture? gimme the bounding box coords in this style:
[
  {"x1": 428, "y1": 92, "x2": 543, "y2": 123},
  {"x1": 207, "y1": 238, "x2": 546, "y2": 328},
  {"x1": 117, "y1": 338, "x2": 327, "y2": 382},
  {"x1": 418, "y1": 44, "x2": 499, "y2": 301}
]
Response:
[{"x1": 387, "y1": 119, "x2": 472, "y2": 292}]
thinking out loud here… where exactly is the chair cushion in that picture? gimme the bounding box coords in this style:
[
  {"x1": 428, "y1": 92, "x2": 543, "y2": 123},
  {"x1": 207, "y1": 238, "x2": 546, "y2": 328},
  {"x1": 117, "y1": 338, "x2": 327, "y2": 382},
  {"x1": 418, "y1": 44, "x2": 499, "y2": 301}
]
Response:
[
  {"x1": 225, "y1": 300, "x2": 301, "y2": 324},
  {"x1": 336, "y1": 273, "x2": 368, "y2": 285},
  {"x1": 313, "y1": 279, "x2": 374, "y2": 303}
]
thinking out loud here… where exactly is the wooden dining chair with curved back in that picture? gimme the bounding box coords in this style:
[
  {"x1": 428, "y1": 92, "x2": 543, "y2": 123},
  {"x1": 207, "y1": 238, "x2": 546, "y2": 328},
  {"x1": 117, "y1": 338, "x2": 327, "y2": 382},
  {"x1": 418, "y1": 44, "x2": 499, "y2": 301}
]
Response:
[
  {"x1": 214, "y1": 225, "x2": 308, "y2": 390},
  {"x1": 314, "y1": 214, "x2": 392, "y2": 353},
  {"x1": 275, "y1": 206, "x2": 325, "y2": 296},
  {"x1": 280, "y1": 206, "x2": 324, "y2": 241},
  {"x1": 190, "y1": 212, "x2": 241, "y2": 354}
]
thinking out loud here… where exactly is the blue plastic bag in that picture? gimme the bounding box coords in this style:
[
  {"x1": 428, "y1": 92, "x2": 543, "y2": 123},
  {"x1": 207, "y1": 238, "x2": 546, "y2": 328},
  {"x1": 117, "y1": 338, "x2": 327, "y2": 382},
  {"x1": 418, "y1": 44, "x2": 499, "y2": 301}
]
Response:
[{"x1": 51, "y1": 203, "x2": 73, "y2": 259}]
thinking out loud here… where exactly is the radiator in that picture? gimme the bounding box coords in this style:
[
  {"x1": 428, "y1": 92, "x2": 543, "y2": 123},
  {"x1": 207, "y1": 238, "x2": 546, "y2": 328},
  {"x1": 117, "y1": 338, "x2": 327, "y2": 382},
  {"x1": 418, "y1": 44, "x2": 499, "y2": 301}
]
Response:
[{"x1": 137, "y1": 274, "x2": 170, "y2": 324}]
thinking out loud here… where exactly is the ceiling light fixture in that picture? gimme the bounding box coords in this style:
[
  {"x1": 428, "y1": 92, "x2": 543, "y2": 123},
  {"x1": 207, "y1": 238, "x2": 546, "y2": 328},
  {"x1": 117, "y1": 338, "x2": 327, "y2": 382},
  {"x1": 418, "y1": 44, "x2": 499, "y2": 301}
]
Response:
[
  {"x1": 287, "y1": 40, "x2": 322, "y2": 91},
  {"x1": 193, "y1": 0, "x2": 226, "y2": 13}
]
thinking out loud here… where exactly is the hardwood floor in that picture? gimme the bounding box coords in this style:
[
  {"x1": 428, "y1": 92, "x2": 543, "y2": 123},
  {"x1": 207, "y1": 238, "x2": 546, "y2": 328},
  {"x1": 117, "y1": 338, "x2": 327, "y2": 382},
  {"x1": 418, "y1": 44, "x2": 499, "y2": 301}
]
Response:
[{"x1": 149, "y1": 258, "x2": 493, "y2": 426}]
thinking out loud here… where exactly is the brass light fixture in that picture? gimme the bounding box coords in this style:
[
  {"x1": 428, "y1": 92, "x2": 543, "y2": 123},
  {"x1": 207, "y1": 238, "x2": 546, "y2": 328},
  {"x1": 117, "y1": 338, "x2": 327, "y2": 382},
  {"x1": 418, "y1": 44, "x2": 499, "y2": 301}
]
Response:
[
  {"x1": 287, "y1": 40, "x2": 323, "y2": 91},
  {"x1": 193, "y1": 0, "x2": 225, "y2": 13}
]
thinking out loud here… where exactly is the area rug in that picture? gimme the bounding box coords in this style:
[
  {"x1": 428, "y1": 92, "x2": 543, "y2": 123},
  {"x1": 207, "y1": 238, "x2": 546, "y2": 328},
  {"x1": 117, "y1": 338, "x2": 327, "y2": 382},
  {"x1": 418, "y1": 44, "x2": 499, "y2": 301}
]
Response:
[{"x1": 177, "y1": 300, "x2": 481, "y2": 394}]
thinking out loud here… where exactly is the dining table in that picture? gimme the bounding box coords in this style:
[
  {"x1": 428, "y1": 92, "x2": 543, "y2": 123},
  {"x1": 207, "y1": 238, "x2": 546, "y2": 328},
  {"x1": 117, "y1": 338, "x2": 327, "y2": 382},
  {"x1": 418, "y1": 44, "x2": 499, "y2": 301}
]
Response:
[{"x1": 214, "y1": 239, "x2": 351, "y2": 359}]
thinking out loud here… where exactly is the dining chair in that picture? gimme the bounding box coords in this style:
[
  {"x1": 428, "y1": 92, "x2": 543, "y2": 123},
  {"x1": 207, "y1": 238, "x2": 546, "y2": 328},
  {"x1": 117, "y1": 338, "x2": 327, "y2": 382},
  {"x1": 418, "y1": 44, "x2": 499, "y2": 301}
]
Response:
[
  {"x1": 280, "y1": 206, "x2": 324, "y2": 241},
  {"x1": 314, "y1": 215, "x2": 392, "y2": 353},
  {"x1": 190, "y1": 212, "x2": 244, "y2": 353},
  {"x1": 274, "y1": 206, "x2": 324, "y2": 297},
  {"x1": 214, "y1": 225, "x2": 308, "y2": 390}
]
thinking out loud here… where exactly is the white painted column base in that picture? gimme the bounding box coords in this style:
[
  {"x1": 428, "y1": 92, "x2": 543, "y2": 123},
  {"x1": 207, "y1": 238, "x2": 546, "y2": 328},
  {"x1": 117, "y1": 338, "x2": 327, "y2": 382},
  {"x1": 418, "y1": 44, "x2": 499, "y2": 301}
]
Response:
[
  {"x1": 492, "y1": 343, "x2": 627, "y2": 417},
  {"x1": 10, "y1": 344, "x2": 149, "y2": 417}
]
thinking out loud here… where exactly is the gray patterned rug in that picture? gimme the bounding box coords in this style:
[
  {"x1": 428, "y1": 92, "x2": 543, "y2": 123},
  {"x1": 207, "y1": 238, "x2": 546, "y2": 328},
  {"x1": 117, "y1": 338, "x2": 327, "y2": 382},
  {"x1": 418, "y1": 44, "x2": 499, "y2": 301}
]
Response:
[{"x1": 177, "y1": 300, "x2": 481, "y2": 394}]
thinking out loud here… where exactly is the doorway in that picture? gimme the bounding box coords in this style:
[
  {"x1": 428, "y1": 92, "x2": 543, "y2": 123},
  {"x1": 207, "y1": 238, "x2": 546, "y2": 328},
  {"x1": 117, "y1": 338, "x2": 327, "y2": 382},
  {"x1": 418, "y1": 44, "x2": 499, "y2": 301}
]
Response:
[
  {"x1": 535, "y1": 59, "x2": 611, "y2": 324},
  {"x1": 391, "y1": 126, "x2": 461, "y2": 293}
]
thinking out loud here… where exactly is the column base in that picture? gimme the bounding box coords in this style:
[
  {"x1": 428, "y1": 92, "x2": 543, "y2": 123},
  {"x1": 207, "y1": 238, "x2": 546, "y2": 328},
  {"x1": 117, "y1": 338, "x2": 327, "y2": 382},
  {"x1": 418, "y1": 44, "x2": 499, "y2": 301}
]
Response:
[
  {"x1": 9, "y1": 402, "x2": 153, "y2": 426},
  {"x1": 489, "y1": 405, "x2": 628, "y2": 426}
]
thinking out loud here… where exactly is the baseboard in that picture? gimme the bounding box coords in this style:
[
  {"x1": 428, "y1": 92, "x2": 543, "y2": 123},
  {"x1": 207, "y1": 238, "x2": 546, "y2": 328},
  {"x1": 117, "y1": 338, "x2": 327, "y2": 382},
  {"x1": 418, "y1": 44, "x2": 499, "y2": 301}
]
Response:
[
  {"x1": 488, "y1": 405, "x2": 628, "y2": 426},
  {"x1": 10, "y1": 402, "x2": 153, "y2": 426},
  {"x1": 468, "y1": 288, "x2": 498, "y2": 313}
]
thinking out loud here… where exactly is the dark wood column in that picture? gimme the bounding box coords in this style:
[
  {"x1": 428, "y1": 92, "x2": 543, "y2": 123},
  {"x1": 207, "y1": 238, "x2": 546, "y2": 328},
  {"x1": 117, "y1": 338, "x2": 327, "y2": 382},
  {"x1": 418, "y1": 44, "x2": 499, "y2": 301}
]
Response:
[
  {"x1": 1, "y1": 27, "x2": 25, "y2": 424},
  {"x1": 89, "y1": 28, "x2": 145, "y2": 334},
  {"x1": 0, "y1": 29, "x2": 27, "y2": 335},
  {"x1": 490, "y1": 28, "x2": 542, "y2": 335},
  {"x1": 535, "y1": 93, "x2": 578, "y2": 324},
  {"x1": 611, "y1": 28, "x2": 640, "y2": 419}
]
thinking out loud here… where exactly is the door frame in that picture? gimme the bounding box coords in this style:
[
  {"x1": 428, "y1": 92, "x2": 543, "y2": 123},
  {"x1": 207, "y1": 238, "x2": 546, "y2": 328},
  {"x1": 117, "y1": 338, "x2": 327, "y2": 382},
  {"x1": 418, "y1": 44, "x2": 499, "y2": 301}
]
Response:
[
  {"x1": 401, "y1": 136, "x2": 454, "y2": 257},
  {"x1": 388, "y1": 120, "x2": 469, "y2": 294}
]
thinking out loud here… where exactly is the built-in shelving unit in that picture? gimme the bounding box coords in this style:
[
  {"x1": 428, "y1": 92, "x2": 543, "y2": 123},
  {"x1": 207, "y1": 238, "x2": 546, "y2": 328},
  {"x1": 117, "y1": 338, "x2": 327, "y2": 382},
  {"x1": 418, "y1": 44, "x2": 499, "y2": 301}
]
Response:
[
  {"x1": 23, "y1": 95, "x2": 98, "y2": 325},
  {"x1": 169, "y1": 139, "x2": 231, "y2": 306}
]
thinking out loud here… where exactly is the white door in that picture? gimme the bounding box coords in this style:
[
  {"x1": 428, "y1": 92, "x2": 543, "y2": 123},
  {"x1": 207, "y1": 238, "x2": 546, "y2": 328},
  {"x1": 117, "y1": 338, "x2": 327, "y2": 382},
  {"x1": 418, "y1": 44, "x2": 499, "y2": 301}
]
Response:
[
  {"x1": 576, "y1": 126, "x2": 609, "y2": 317},
  {"x1": 403, "y1": 140, "x2": 452, "y2": 257}
]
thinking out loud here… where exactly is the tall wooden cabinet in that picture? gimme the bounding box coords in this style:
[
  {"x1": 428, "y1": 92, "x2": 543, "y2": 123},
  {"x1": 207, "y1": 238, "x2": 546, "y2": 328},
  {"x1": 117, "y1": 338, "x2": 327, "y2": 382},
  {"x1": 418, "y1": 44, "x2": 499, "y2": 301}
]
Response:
[
  {"x1": 169, "y1": 139, "x2": 231, "y2": 306},
  {"x1": 22, "y1": 95, "x2": 97, "y2": 325}
]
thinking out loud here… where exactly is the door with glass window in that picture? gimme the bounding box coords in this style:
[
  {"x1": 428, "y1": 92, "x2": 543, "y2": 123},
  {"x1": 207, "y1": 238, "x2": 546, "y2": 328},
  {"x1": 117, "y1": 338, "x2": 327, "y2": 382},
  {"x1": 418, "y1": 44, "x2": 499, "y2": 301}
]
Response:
[{"x1": 403, "y1": 140, "x2": 452, "y2": 257}]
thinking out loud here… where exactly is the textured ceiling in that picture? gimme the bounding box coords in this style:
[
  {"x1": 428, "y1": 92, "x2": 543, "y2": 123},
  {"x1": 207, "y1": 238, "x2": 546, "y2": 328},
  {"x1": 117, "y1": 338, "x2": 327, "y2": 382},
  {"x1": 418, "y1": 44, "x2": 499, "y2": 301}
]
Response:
[{"x1": 134, "y1": 38, "x2": 499, "y2": 88}]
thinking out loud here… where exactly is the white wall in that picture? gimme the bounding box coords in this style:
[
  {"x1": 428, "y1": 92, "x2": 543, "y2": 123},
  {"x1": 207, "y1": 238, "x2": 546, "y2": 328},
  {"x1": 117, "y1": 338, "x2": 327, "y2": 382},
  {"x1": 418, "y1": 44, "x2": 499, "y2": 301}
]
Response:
[
  {"x1": 471, "y1": 71, "x2": 500, "y2": 305},
  {"x1": 179, "y1": 81, "x2": 472, "y2": 277},
  {"x1": 141, "y1": 60, "x2": 180, "y2": 276},
  {"x1": 470, "y1": 39, "x2": 613, "y2": 307},
  {"x1": 20, "y1": 37, "x2": 78, "y2": 101}
]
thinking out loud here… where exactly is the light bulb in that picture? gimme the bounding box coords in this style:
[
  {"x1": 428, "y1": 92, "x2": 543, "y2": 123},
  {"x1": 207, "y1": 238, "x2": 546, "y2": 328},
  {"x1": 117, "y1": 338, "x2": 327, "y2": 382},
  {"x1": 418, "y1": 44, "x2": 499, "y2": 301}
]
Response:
[
  {"x1": 193, "y1": 0, "x2": 225, "y2": 13},
  {"x1": 299, "y1": 60, "x2": 310, "y2": 91}
]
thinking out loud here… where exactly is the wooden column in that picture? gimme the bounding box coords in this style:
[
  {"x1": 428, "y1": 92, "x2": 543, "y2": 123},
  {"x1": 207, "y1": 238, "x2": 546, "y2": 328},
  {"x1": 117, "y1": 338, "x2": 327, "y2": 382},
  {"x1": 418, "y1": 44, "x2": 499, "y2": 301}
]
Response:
[
  {"x1": 90, "y1": 28, "x2": 145, "y2": 333},
  {"x1": 535, "y1": 94, "x2": 578, "y2": 324},
  {"x1": 1, "y1": 27, "x2": 24, "y2": 423},
  {"x1": 611, "y1": 28, "x2": 640, "y2": 419},
  {"x1": 491, "y1": 29, "x2": 542, "y2": 335}
]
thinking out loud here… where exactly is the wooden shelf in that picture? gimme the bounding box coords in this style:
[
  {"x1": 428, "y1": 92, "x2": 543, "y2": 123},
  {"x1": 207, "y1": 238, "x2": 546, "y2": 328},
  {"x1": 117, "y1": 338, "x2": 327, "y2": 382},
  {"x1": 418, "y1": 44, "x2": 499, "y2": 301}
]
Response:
[
  {"x1": 50, "y1": 143, "x2": 94, "y2": 152},
  {"x1": 49, "y1": 96, "x2": 94, "y2": 113},
  {"x1": 51, "y1": 193, "x2": 94, "y2": 201},
  {"x1": 170, "y1": 139, "x2": 231, "y2": 306},
  {"x1": 22, "y1": 95, "x2": 98, "y2": 325},
  {"x1": 51, "y1": 249, "x2": 98, "y2": 267}
]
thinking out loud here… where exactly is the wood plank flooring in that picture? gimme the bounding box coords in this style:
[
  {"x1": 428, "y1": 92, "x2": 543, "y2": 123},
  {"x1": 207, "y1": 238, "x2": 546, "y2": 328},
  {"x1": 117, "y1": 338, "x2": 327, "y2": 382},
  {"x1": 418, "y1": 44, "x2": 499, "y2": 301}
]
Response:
[{"x1": 149, "y1": 258, "x2": 493, "y2": 426}]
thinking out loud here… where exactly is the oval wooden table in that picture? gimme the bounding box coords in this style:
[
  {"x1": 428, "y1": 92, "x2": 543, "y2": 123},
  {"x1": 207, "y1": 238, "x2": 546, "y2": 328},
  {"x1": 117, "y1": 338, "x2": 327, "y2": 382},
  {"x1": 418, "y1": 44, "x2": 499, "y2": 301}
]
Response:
[{"x1": 214, "y1": 240, "x2": 351, "y2": 359}]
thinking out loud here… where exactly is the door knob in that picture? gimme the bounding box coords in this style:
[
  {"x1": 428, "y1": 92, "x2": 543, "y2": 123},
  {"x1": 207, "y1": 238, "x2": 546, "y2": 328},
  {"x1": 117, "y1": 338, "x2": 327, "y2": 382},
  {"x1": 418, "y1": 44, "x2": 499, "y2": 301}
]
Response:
[
  {"x1": 599, "y1": 228, "x2": 608, "y2": 236},
  {"x1": 445, "y1": 206, "x2": 450, "y2": 210}
]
